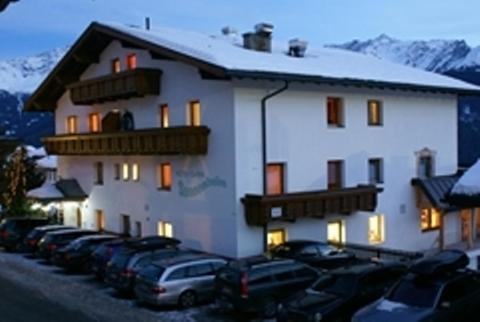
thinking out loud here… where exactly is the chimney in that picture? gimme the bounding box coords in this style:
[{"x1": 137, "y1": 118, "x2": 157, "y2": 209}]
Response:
[
  {"x1": 243, "y1": 23, "x2": 274, "y2": 52},
  {"x1": 145, "y1": 17, "x2": 151, "y2": 30},
  {"x1": 288, "y1": 38, "x2": 308, "y2": 58},
  {"x1": 221, "y1": 26, "x2": 237, "y2": 36}
]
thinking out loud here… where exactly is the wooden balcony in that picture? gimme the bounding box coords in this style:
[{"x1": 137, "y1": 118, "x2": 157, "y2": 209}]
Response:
[
  {"x1": 68, "y1": 68, "x2": 162, "y2": 105},
  {"x1": 242, "y1": 185, "x2": 383, "y2": 226},
  {"x1": 42, "y1": 126, "x2": 210, "y2": 156}
]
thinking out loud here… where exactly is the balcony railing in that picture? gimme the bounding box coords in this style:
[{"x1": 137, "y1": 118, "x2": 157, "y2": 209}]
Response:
[
  {"x1": 68, "y1": 68, "x2": 162, "y2": 105},
  {"x1": 42, "y1": 126, "x2": 210, "y2": 156},
  {"x1": 242, "y1": 185, "x2": 382, "y2": 226}
]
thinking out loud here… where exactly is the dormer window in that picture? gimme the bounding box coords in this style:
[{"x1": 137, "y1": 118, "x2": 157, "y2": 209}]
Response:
[
  {"x1": 111, "y1": 58, "x2": 121, "y2": 73},
  {"x1": 126, "y1": 54, "x2": 137, "y2": 70},
  {"x1": 416, "y1": 148, "x2": 436, "y2": 178}
]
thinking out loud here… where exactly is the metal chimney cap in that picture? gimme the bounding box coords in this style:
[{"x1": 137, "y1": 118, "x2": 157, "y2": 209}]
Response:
[
  {"x1": 254, "y1": 23, "x2": 274, "y2": 35},
  {"x1": 289, "y1": 38, "x2": 308, "y2": 47}
]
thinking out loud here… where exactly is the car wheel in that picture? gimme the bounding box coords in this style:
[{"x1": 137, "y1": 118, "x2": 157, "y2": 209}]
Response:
[
  {"x1": 260, "y1": 297, "x2": 277, "y2": 318},
  {"x1": 179, "y1": 290, "x2": 197, "y2": 308}
]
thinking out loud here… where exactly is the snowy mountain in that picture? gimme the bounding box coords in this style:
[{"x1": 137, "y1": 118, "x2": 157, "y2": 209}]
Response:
[{"x1": 330, "y1": 34, "x2": 480, "y2": 73}]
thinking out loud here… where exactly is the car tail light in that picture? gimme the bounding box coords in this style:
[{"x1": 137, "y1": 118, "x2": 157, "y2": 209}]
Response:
[
  {"x1": 240, "y1": 272, "x2": 249, "y2": 299},
  {"x1": 28, "y1": 240, "x2": 37, "y2": 246},
  {"x1": 121, "y1": 268, "x2": 135, "y2": 278},
  {"x1": 47, "y1": 244, "x2": 57, "y2": 252},
  {"x1": 106, "y1": 247, "x2": 113, "y2": 257},
  {"x1": 151, "y1": 285, "x2": 166, "y2": 294}
]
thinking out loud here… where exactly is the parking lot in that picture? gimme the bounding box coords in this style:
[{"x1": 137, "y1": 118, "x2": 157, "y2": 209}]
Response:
[{"x1": 0, "y1": 251, "x2": 270, "y2": 322}]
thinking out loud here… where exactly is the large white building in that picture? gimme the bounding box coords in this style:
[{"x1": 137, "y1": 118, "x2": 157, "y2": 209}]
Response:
[{"x1": 25, "y1": 22, "x2": 480, "y2": 258}]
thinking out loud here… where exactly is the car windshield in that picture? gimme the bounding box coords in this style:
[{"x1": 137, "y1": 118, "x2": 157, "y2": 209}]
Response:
[
  {"x1": 386, "y1": 277, "x2": 440, "y2": 308},
  {"x1": 322, "y1": 274, "x2": 358, "y2": 295}
]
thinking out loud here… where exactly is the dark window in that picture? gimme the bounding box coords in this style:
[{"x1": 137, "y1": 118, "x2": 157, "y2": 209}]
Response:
[
  {"x1": 419, "y1": 156, "x2": 433, "y2": 178},
  {"x1": 327, "y1": 160, "x2": 343, "y2": 189},
  {"x1": 114, "y1": 163, "x2": 120, "y2": 180},
  {"x1": 327, "y1": 97, "x2": 344, "y2": 127},
  {"x1": 159, "y1": 104, "x2": 169, "y2": 128},
  {"x1": 387, "y1": 277, "x2": 440, "y2": 308},
  {"x1": 299, "y1": 245, "x2": 319, "y2": 256},
  {"x1": 369, "y1": 158, "x2": 384, "y2": 184},
  {"x1": 368, "y1": 100, "x2": 383, "y2": 126},
  {"x1": 439, "y1": 277, "x2": 479, "y2": 304},
  {"x1": 167, "y1": 267, "x2": 188, "y2": 281},
  {"x1": 294, "y1": 265, "x2": 319, "y2": 279},
  {"x1": 94, "y1": 162, "x2": 103, "y2": 185},
  {"x1": 188, "y1": 263, "x2": 214, "y2": 277},
  {"x1": 249, "y1": 267, "x2": 273, "y2": 285},
  {"x1": 272, "y1": 266, "x2": 296, "y2": 282}
]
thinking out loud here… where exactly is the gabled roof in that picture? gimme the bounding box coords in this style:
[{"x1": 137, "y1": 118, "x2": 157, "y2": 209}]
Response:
[
  {"x1": 25, "y1": 21, "x2": 480, "y2": 111},
  {"x1": 27, "y1": 179, "x2": 87, "y2": 202},
  {"x1": 411, "y1": 174, "x2": 461, "y2": 212}
]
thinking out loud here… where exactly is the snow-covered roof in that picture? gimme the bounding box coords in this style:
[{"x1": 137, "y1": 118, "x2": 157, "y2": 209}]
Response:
[
  {"x1": 100, "y1": 21, "x2": 480, "y2": 93},
  {"x1": 451, "y1": 160, "x2": 480, "y2": 196},
  {"x1": 27, "y1": 182, "x2": 64, "y2": 200},
  {"x1": 36, "y1": 155, "x2": 57, "y2": 169}
]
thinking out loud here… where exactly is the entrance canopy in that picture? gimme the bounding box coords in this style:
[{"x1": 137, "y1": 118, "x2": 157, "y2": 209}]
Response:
[
  {"x1": 27, "y1": 179, "x2": 87, "y2": 203},
  {"x1": 411, "y1": 174, "x2": 460, "y2": 212},
  {"x1": 448, "y1": 160, "x2": 480, "y2": 207}
]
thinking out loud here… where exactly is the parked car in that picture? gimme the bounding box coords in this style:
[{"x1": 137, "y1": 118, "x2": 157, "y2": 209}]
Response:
[
  {"x1": 106, "y1": 248, "x2": 198, "y2": 294},
  {"x1": 23, "y1": 225, "x2": 74, "y2": 253},
  {"x1": 52, "y1": 235, "x2": 118, "y2": 272},
  {"x1": 276, "y1": 261, "x2": 407, "y2": 322},
  {"x1": 215, "y1": 255, "x2": 321, "y2": 318},
  {"x1": 135, "y1": 253, "x2": 227, "y2": 308},
  {"x1": 36, "y1": 229, "x2": 97, "y2": 261},
  {"x1": 352, "y1": 250, "x2": 480, "y2": 322},
  {"x1": 0, "y1": 217, "x2": 50, "y2": 251},
  {"x1": 91, "y1": 236, "x2": 180, "y2": 280},
  {"x1": 270, "y1": 240, "x2": 359, "y2": 270}
]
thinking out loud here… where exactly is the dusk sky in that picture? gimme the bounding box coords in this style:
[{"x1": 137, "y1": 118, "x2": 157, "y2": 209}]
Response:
[{"x1": 1, "y1": 0, "x2": 480, "y2": 59}]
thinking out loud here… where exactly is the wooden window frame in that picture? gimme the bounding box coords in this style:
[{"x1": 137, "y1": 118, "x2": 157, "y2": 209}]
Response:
[
  {"x1": 111, "y1": 58, "x2": 121, "y2": 73},
  {"x1": 368, "y1": 158, "x2": 384, "y2": 184},
  {"x1": 367, "y1": 100, "x2": 383, "y2": 126},
  {"x1": 420, "y1": 208, "x2": 441, "y2": 232},
  {"x1": 327, "y1": 97, "x2": 344, "y2": 128},
  {"x1": 158, "y1": 163, "x2": 172, "y2": 191},
  {"x1": 266, "y1": 163, "x2": 285, "y2": 196},
  {"x1": 159, "y1": 104, "x2": 169, "y2": 128},
  {"x1": 327, "y1": 160, "x2": 344, "y2": 189},
  {"x1": 188, "y1": 100, "x2": 201, "y2": 126},
  {"x1": 126, "y1": 53, "x2": 137, "y2": 70}
]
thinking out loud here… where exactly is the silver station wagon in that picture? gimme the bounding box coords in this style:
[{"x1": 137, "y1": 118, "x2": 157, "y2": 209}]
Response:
[{"x1": 134, "y1": 253, "x2": 227, "y2": 308}]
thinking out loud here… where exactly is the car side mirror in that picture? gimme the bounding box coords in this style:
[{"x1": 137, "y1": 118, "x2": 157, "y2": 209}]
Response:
[{"x1": 440, "y1": 301, "x2": 451, "y2": 309}]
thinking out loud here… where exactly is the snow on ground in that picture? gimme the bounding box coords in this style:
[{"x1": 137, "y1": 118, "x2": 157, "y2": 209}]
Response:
[
  {"x1": 0, "y1": 252, "x2": 271, "y2": 322},
  {"x1": 451, "y1": 159, "x2": 480, "y2": 196}
]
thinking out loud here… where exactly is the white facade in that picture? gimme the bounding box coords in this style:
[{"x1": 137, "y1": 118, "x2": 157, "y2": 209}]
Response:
[{"x1": 49, "y1": 38, "x2": 466, "y2": 258}]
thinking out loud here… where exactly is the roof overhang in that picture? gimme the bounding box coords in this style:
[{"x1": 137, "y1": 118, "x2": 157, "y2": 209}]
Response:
[{"x1": 411, "y1": 175, "x2": 461, "y2": 212}]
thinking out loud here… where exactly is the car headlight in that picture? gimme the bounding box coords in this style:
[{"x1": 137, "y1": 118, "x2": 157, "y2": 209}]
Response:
[
  {"x1": 312, "y1": 312, "x2": 322, "y2": 322},
  {"x1": 277, "y1": 303, "x2": 283, "y2": 311}
]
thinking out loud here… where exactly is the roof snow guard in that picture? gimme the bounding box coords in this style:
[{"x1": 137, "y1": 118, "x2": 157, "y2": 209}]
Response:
[{"x1": 25, "y1": 21, "x2": 480, "y2": 111}]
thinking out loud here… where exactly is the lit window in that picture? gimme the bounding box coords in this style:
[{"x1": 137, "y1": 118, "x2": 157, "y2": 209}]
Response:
[
  {"x1": 327, "y1": 160, "x2": 343, "y2": 189},
  {"x1": 157, "y1": 163, "x2": 172, "y2": 190},
  {"x1": 122, "y1": 163, "x2": 129, "y2": 181},
  {"x1": 94, "y1": 162, "x2": 103, "y2": 185},
  {"x1": 131, "y1": 163, "x2": 139, "y2": 181},
  {"x1": 157, "y1": 221, "x2": 173, "y2": 237},
  {"x1": 327, "y1": 97, "x2": 344, "y2": 127},
  {"x1": 368, "y1": 215, "x2": 385, "y2": 244},
  {"x1": 267, "y1": 163, "x2": 284, "y2": 196},
  {"x1": 368, "y1": 100, "x2": 383, "y2": 126},
  {"x1": 188, "y1": 101, "x2": 201, "y2": 126},
  {"x1": 327, "y1": 220, "x2": 345, "y2": 244},
  {"x1": 267, "y1": 229, "x2": 286, "y2": 250},
  {"x1": 89, "y1": 113, "x2": 101, "y2": 133},
  {"x1": 126, "y1": 54, "x2": 137, "y2": 70},
  {"x1": 114, "y1": 163, "x2": 120, "y2": 180},
  {"x1": 420, "y1": 208, "x2": 441, "y2": 231},
  {"x1": 66, "y1": 116, "x2": 78, "y2": 134},
  {"x1": 159, "y1": 104, "x2": 169, "y2": 128},
  {"x1": 111, "y1": 58, "x2": 121, "y2": 73},
  {"x1": 368, "y1": 158, "x2": 384, "y2": 184},
  {"x1": 96, "y1": 210, "x2": 105, "y2": 231}
]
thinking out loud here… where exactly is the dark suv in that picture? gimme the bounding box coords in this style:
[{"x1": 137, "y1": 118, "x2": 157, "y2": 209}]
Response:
[
  {"x1": 277, "y1": 261, "x2": 407, "y2": 322},
  {"x1": 270, "y1": 240, "x2": 358, "y2": 270},
  {"x1": 24, "y1": 225, "x2": 74, "y2": 253},
  {"x1": 215, "y1": 255, "x2": 321, "y2": 318},
  {"x1": 352, "y1": 250, "x2": 480, "y2": 322},
  {"x1": 37, "y1": 229, "x2": 97, "y2": 261},
  {"x1": 0, "y1": 218, "x2": 50, "y2": 251}
]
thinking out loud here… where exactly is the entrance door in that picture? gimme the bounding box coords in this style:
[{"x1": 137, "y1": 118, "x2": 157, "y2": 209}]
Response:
[
  {"x1": 461, "y1": 210, "x2": 471, "y2": 242},
  {"x1": 76, "y1": 208, "x2": 82, "y2": 228},
  {"x1": 327, "y1": 220, "x2": 344, "y2": 244},
  {"x1": 121, "y1": 214, "x2": 131, "y2": 237}
]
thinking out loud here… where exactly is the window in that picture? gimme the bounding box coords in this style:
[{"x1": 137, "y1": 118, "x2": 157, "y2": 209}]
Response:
[
  {"x1": 76, "y1": 208, "x2": 82, "y2": 228},
  {"x1": 111, "y1": 58, "x2": 121, "y2": 73},
  {"x1": 66, "y1": 116, "x2": 78, "y2": 134},
  {"x1": 327, "y1": 220, "x2": 345, "y2": 243},
  {"x1": 166, "y1": 267, "x2": 187, "y2": 281},
  {"x1": 121, "y1": 214, "x2": 131, "y2": 236},
  {"x1": 131, "y1": 163, "x2": 139, "y2": 181},
  {"x1": 418, "y1": 156, "x2": 434, "y2": 178},
  {"x1": 368, "y1": 215, "x2": 385, "y2": 244},
  {"x1": 327, "y1": 97, "x2": 344, "y2": 127},
  {"x1": 266, "y1": 163, "x2": 284, "y2": 195},
  {"x1": 88, "y1": 113, "x2": 101, "y2": 133},
  {"x1": 126, "y1": 53, "x2": 137, "y2": 70},
  {"x1": 267, "y1": 229, "x2": 286, "y2": 250},
  {"x1": 368, "y1": 158, "x2": 384, "y2": 184},
  {"x1": 135, "y1": 221, "x2": 142, "y2": 237},
  {"x1": 421, "y1": 208, "x2": 441, "y2": 231},
  {"x1": 94, "y1": 162, "x2": 103, "y2": 185},
  {"x1": 96, "y1": 210, "x2": 105, "y2": 231},
  {"x1": 327, "y1": 160, "x2": 343, "y2": 189},
  {"x1": 157, "y1": 221, "x2": 173, "y2": 237},
  {"x1": 159, "y1": 104, "x2": 169, "y2": 128},
  {"x1": 157, "y1": 163, "x2": 172, "y2": 190},
  {"x1": 368, "y1": 100, "x2": 383, "y2": 126},
  {"x1": 188, "y1": 263, "x2": 214, "y2": 277},
  {"x1": 122, "y1": 163, "x2": 129, "y2": 181},
  {"x1": 114, "y1": 163, "x2": 120, "y2": 180},
  {"x1": 188, "y1": 100, "x2": 201, "y2": 126}
]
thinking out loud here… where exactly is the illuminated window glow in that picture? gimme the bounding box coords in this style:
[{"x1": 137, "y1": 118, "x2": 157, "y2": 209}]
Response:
[
  {"x1": 66, "y1": 116, "x2": 78, "y2": 134},
  {"x1": 126, "y1": 54, "x2": 137, "y2": 70},
  {"x1": 368, "y1": 100, "x2": 383, "y2": 126},
  {"x1": 327, "y1": 220, "x2": 345, "y2": 243},
  {"x1": 188, "y1": 101, "x2": 201, "y2": 126},
  {"x1": 111, "y1": 58, "x2": 121, "y2": 73},
  {"x1": 157, "y1": 221, "x2": 173, "y2": 237},
  {"x1": 368, "y1": 215, "x2": 385, "y2": 244},
  {"x1": 421, "y1": 208, "x2": 441, "y2": 231},
  {"x1": 267, "y1": 163, "x2": 284, "y2": 195},
  {"x1": 131, "y1": 163, "x2": 139, "y2": 181},
  {"x1": 89, "y1": 113, "x2": 101, "y2": 133},
  {"x1": 159, "y1": 104, "x2": 169, "y2": 128},
  {"x1": 267, "y1": 229, "x2": 286, "y2": 250},
  {"x1": 157, "y1": 163, "x2": 172, "y2": 190},
  {"x1": 122, "y1": 163, "x2": 129, "y2": 181}
]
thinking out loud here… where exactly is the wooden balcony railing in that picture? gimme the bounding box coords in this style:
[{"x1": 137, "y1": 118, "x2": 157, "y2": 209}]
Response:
[
  {"x1": 67, "y1": 68, "x2": 162, "y2": 105},
  {"x1": 42, "y1": 126, "x2": 210, "y2": 156},
  {"x1": 242, "y1": 185, "x2": 383, "y2": 226}
]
